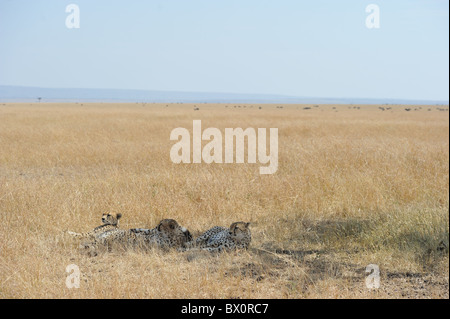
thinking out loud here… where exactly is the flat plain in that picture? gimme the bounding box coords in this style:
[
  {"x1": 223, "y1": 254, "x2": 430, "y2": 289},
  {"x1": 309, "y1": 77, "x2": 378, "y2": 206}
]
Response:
[{"x1": 0, "y1": 102, "x2": 448, "y2": 298}]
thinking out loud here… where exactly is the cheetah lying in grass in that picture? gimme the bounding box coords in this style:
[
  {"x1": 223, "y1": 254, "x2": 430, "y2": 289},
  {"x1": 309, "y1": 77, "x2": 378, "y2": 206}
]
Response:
[
  {"x1": 184, "y1": 222, "x2": 251, "y2": 253},
  {"x1": 68, "y1": 215, "x2": 249, "y2": 255},
  {"x1": 67, "y1": 212, "x2": 122, "y2": 240},
  {"x1": 81, "y1": 219, "x2": 193, "y2": 253}
]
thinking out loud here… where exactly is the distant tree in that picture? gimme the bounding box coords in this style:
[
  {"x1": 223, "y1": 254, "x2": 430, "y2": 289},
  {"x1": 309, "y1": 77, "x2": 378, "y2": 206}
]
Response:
[{"x1": 37, "y1": 97, "x2": 42, "y2": 103}]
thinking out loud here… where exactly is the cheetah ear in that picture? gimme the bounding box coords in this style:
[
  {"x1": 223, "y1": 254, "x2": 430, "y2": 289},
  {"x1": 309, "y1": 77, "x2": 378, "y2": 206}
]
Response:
[
  {"x1": 116, "y1": 213, "x2": 122, "y2": 220},
  {"x1": 157, "y1": 222, "x2": 162, "y2": 231},
  {"x1": 245, "y1": 222, "x2": 250, "y2": 228}
]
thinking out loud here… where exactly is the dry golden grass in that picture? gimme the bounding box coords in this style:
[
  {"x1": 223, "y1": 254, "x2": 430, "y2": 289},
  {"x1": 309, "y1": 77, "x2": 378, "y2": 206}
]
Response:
[{"x1": 0, "y1": 102, "x2": 448, "y2": 298}]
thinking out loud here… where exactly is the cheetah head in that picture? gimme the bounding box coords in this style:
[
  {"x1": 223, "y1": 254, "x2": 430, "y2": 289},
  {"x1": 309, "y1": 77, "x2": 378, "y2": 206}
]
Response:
[
  {"x1": 229, "y1": 222, "x2": 251, "y2": 241},
  {"x1": 157, "y1": 219, "x2": 193, "y2": 246},
  {"x1": 101, "y1": 212, "x2": 122, "y2": 226}
]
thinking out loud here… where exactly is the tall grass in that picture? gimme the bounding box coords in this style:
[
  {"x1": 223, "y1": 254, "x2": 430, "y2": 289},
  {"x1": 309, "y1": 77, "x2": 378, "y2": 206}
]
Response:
[{"x1": 0, "y1": 103, "x2": 448, "y2": 298}]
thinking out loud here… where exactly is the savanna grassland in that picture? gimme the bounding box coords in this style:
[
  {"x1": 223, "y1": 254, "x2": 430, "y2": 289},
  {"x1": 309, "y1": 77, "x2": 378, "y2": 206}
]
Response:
[{"x1": 0, "y1": 103, "x2": 448, "y2": 298}]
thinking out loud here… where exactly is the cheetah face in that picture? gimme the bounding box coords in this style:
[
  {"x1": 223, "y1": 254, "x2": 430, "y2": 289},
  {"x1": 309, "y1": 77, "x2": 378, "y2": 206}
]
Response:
[
  {"x1": 101, "y1": 213, "x2": 122, "y2": 226},
  {"x1": 156, "y1": 219, "x2": 192, "y2": 245},
  {"x1": 229, "y1": 222, "x2": 251, "y2": 241},
  {"x1": 157, "y1": 219, "x2": 179, "y2": 232}
]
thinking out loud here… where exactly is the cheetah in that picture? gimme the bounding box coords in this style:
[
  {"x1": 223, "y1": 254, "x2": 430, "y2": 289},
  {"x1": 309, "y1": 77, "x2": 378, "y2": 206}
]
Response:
[
  {"x1": 128, "y1": 219, "x2": 193, "y2": 249},
  {"x1": 185, "y1": 222, "x2": 251, "y2": 253},
  {"x1": 67, "y1": 212, "x2": 122, "y2": 240},
  {"x1": 84, "y1": 219, "x2": 193, "y2": 252}
]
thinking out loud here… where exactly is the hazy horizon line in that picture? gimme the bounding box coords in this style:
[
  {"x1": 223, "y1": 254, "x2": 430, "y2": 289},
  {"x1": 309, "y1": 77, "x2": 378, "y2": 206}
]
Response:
[{"x1": 0, "y1": 84, "x2": 448, "y2": 105}]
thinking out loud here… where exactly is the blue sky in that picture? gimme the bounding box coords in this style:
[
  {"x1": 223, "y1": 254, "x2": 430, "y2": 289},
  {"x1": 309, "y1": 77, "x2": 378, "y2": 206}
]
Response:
[{"x1": 0, "y1": 0, "x2": 448, "y2": 101}]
